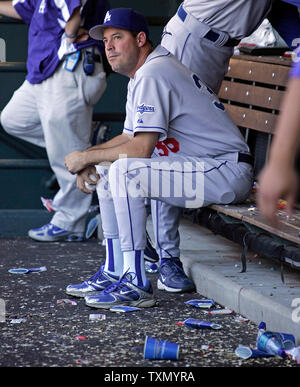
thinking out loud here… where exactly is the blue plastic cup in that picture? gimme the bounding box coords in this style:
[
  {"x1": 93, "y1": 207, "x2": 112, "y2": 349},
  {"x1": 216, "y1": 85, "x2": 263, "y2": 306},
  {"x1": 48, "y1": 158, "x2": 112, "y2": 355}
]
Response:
[
  {"x1": 144, "y1": 336, "x2": 180, "y2": 360},
  {"x1": 235, "y1": 346, "x2": 274, "y2": 359},
  {"x1": 274, "y1": 333, "x2": 295, "y2": 350}
]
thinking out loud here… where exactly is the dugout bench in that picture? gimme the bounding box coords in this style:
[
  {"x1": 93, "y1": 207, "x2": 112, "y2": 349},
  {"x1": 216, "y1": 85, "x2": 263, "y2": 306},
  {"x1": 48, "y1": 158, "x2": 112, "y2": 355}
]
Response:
[{"x1": 187, "y1": 54, "x2": 300, "y2": 280}]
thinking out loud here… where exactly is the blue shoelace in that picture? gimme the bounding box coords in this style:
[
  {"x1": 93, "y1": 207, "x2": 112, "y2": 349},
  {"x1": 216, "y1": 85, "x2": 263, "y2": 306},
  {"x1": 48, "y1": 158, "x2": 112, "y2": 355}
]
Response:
[
  {"x1": 103, "y1": 269, "x2": 136, "y2": 294},
  {"x1": 87, "y1": 265, "x2": 105, "y2": 282}
]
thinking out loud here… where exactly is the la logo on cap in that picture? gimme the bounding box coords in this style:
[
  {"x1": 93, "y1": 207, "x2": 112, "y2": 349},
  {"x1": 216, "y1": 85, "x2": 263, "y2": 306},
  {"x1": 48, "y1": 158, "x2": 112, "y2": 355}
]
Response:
[{"x1": 104, "y1": 11, "x2": 111, "y2": 23}]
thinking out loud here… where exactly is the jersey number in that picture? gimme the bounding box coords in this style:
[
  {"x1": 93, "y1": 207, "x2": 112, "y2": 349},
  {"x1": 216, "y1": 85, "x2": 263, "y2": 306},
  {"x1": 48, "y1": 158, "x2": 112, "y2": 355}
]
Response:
[
  {"x1": 192, "y1": 73, "x2": 225, "y2": 111},
  {"x1": 156, "y1": 137, "x2": 180, "y2": 156}
]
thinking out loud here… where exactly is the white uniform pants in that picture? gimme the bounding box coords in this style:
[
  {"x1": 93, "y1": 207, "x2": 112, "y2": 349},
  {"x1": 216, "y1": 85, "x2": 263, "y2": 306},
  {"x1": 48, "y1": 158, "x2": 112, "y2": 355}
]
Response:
[
  {"x1": 161, "y1": 6, "x2": 234, "y2": 95},
  {"x1": 95, "y1": 154, "x2": 252, "y2": 252},
  {"x1": 1, "y1": 53, "x2": 106, "y2": 232}
]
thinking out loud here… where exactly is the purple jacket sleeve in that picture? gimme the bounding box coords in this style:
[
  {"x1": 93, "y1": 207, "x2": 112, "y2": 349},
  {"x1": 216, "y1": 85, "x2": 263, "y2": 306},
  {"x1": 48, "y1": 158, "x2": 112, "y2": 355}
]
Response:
[{"x1": 13, "y1": 0, "x2": 35, "y2": 24}]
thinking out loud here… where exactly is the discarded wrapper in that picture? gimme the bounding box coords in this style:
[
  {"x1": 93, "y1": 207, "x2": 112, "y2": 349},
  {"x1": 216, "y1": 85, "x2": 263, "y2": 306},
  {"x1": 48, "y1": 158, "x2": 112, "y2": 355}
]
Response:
[
  {"x1": 185, "y1": 299, "x2": 214, "y2": 308},
  {"x1": 252, "y1": 182, "x2": 259, "y2": 193},
  {"x1": 277, "y1": 200, "x2": 287, "y2": 209},
  {"x1": 109, "y1": 305, "x2": 141, "y2": 313},
  {"x1": 8, "y1": 266, "x2": 47, "y2": 274},
  {"x1": 40, "y1": 196, "x2": 53, "y2": 212},
  {"x1": 286, "y1": 347, "x2": 300, "y2": 364},
  {"x1": 203, "y1": 308, "x2": 233, "y2": 315},
  {"x1": 89, "y1": 313, "x2": 106, "y2": 321},
  {"x1": 76, "y1": 359, "x2": 89, "y2": 364},
  {"x1": 66, "y1": 234, "x2": 84, "y2": 242},
  {"x1": 201, "y1": 344, "x2": 211, "y2": 350},
  {"x1": 10, "y1": 318, "x2": 27, "y2": 324},
  {"x1": 57, "y1": 299, "x2": 77, "y2": 306},
  {"x1": 177, "y1": 318, "x2": 222, "y2": 330},
  {"x1": 234, "y1": 315, "x2": 249, "y2": 323}
]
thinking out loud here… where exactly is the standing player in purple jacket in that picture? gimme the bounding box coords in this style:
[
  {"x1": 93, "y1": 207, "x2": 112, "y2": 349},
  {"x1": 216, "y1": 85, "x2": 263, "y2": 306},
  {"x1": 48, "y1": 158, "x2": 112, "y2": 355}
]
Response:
[{"x1": 0, "y1": 0, "x2": 109, "y2": 242}]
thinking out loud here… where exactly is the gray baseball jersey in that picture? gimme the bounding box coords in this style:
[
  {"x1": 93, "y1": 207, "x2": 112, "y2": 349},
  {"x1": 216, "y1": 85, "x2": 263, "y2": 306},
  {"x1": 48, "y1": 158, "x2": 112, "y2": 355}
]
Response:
[
  {"x1": 123, "y1": 45, "x2": 249, "y2": 158},
  {"x1": 95, "y1": 46, "x2": 253, "y2": 252}
]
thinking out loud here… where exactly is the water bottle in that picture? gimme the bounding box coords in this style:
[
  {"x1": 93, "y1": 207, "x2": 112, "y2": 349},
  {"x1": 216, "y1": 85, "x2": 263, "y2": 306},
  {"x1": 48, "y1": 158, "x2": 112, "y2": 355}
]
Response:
[{"x1": 256, "y1": 321, "x2": 287, "y2": 358}]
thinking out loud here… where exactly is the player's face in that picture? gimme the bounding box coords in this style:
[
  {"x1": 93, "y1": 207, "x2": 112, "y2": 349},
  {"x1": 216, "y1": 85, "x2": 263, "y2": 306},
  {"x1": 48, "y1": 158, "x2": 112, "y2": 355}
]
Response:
[{"x1": 103, "y1": 28, "x2": 140, "y2": 77}]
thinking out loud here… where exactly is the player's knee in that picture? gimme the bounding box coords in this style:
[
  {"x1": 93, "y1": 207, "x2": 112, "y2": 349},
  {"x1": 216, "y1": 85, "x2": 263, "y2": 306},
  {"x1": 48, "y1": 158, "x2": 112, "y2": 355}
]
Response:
[
  {"x1": 0, "y1": 107, "x2": 22, "y2": 137},
  {"x1": 109, "y1": 158, "x2": 127, "y2": 177},
  {"x1": 108, "y1": 158, "x2": 130, "y2": 196},
  {"x1": 108, "y1": 159, "x2": 124, "y2": 184},
  {"x1": 108, "y1": 158, "x2": 144, "y2": 183},
  {"x1": 0, "y1": 107, "x2": 13, "y2": 134}
]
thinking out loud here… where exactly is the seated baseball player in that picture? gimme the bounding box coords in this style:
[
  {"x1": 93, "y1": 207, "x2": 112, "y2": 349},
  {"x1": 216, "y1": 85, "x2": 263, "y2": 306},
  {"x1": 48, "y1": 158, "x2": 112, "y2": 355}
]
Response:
[{"x1": 64, "y1": 8, "x2": 253, "y2": 309}]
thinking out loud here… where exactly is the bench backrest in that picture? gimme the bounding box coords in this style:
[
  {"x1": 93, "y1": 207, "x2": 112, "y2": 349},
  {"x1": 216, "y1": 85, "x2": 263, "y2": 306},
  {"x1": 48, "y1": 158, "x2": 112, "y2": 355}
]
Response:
[{"x1": 218, "y1": 55, "x2": 292, "y2": 178}]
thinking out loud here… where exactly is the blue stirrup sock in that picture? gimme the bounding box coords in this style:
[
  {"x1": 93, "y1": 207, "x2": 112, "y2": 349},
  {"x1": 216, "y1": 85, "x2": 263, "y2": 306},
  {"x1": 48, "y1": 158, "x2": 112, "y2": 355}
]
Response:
[
  {"x1": 104, "y1": 238, "x2": 123, "y2": 278},
  {"x1": 123, "y1": 250, "x2": 148, "y2": 289}
]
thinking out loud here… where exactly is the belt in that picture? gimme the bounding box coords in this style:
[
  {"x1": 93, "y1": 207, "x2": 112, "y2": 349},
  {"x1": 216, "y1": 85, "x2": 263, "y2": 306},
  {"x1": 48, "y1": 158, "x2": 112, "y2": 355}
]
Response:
[
  {"x1": 238, "y1": 153, "x2": 254, "y2": 166},
  {"x1": 177, "y1": 4, "x2": 240, "y2": 48}
]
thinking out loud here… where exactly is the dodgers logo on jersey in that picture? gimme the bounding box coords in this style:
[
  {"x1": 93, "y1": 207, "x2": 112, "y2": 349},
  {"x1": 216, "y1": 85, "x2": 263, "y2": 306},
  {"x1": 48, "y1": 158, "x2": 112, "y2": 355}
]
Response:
[{"x1": 137, "y1": 103, "x2": 155, "y2": 114}]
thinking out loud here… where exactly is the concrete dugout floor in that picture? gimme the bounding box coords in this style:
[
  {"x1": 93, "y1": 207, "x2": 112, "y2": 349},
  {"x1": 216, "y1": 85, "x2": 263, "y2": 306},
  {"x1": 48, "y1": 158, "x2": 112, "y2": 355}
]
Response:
[{"x1": 0, "y1": 216, "x2": 299, "y2": 368}]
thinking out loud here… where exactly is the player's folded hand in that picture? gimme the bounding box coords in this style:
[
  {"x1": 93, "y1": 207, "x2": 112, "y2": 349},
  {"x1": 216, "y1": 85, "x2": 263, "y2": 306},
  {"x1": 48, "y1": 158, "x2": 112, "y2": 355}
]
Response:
[
  {"x1": 65, "y1": 150, "x2": 87, "y2": 174},
  {"x1": 76, "y1": 167, "x2": 99, "y2": 194}
]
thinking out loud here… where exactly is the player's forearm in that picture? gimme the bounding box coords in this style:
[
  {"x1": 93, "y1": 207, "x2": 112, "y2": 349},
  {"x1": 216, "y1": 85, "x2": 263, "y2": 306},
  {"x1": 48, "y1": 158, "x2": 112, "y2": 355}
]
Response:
[
  {"x1": 83, "y1": 132, "x2": 158, "y2": 166},
  {"x1": 65, "y1": 132, "x2": 158, "y2": 174},
  {"x1": 83, "y1": 139, "x2": 148, "y2": 165},
  {"x1": 0, "y1": 1, "x2": 22, "y2": 19},
  {"x1": 267, "y1": 78, "x2": 300, "y2": 168},
  {"x1": 65, "y1": 6, "x2": 81, "y2": 40},
  {"x1": 85, "y1": 133, "x2": 131, "y2": 151}
]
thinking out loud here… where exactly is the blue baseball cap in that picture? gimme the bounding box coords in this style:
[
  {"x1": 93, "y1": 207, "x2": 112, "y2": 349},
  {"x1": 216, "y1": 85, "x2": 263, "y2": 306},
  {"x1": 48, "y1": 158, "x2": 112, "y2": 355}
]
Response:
[{"x1": 89, "y1": 8, "x2": 150, "y2": 41}]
